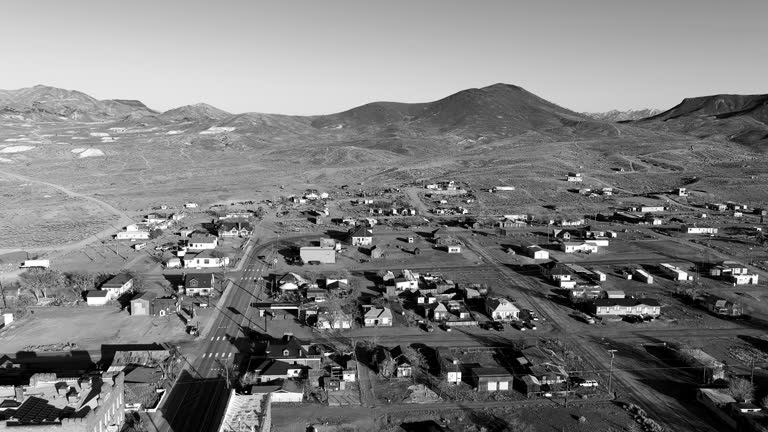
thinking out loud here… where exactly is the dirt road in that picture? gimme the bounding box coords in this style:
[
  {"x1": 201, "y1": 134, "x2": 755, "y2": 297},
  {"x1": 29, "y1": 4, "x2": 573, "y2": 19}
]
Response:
[{"x1": 0, "y1": 169, "x2": 134, "y2": 255}]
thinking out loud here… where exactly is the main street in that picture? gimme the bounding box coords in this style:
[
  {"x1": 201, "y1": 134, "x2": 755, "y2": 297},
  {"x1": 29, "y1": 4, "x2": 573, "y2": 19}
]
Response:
[{"x1": 152, "y1": 238, "x2": 274, "y2": 432}]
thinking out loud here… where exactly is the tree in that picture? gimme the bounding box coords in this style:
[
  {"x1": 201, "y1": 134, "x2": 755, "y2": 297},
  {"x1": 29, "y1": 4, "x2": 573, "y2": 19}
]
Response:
[
  {"x1": 63, "y1": 272, "x2": 95, "y2": 300},
  {"x1": 18, "y1": 268, "x2": 63, "y2": 302},
  {"x1": 401, "y1": 345, "x2": 427, "y2": 381},
  {"x1": 125, "y1": 271, "x2": 146, "y2": 294},
  {"x1": 149, "y1": 229, "x2": 163, "y2": 240},
  {"x1": 761, "y1": 395, "x2": 768, "y2": 409},
  {"x1": 728, "y1": 377, "x2": 755, "y2": 402}
]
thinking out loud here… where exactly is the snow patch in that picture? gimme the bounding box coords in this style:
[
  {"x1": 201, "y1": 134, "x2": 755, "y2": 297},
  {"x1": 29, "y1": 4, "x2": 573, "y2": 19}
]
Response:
[
  {"x1": 89, "y1": 132, "x2": 110, "y2": 137},
  {"x1": 0, "y1": 146, "x2": 35, "y2": 153},
  {"x1": 78, "y1": 149, "x2": 105, "y2": 158},
  {"x1": 4, "y1": 137, "x2": 29, "y2": 142},
  {"x1": 167, "y1": 130, "x2": 183, "y2": 135},
  {"x1": 71, "y1": 148, "x2": 86, "y2": 154},
  {"x1": 199, "y1": 126, "x2": 236, "y2": 135},
  {"x1": 0, "y1": 157, "x2": 13, "y2": 163}
]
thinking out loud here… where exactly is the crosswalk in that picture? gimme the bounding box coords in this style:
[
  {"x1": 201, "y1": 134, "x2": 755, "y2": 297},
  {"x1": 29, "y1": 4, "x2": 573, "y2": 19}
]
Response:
[{"x1": 202, "y1": 352, "x2": 233, "y2": 358}]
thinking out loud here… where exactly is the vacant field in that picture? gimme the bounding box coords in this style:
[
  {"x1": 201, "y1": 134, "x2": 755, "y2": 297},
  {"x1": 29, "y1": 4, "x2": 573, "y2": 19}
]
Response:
[{"x1": 0, "y1": 307, "x2": 196, "y2": 358}]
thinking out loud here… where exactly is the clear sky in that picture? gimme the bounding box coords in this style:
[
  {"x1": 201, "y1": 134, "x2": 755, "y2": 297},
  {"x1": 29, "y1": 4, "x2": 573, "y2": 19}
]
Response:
[{"x1": 1, "y1": 0, "x2": 766, "y2": 115}]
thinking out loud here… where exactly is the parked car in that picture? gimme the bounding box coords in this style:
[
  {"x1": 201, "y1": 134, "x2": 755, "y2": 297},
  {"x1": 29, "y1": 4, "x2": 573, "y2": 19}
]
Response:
[
  {"x1": 511, "y1": 321, "x2": 526, "y2": 331},
  {"x1": 490, "y1": 321, "x2": 504, "y2": 331},
  {"x1": 421, "y1": 323, "x2": 434, "y2": 332},
  {"x1": 523, "y1": 320, "x2": 537, "y2": 330}
]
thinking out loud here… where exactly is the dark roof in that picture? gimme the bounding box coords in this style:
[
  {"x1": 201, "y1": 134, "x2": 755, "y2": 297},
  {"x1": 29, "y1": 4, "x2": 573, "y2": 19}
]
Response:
[
  {"x1": 10, "y1": 396, "x2": 62, "y2": 424},
  {"x1": 86, "y1": 290, "x2": 109, "y2": 298},
  {"x1": 102, "y1": 273, "x2": 133, "y2": 288},
  {"x1": 350, "y1": 226, "x2": 372, "y2": 238},
  {"x1": 131, "y1": 291, "x2": 158, "y2": 302},
  {"x1": 260, "y1": 360, "x2": 297, "y2": 376},
  {"x1": 0, "y1": 400, "x2": 20, "y2": 409},
  {"x1": 267, "y1": 338, "x2": 308, "y2": 358},
  {"x1": 472, "y1": 367, "x2": 513, "y2": 378},
  {"x1": 593, "y1": 298, "x2": 661, "y2": 307},
  {"x1": 219, "y1": 220, "x2": 253, "y2": 231},
  {"x1": 184, "y1": 273, "x2": 214, "y2": 289}
]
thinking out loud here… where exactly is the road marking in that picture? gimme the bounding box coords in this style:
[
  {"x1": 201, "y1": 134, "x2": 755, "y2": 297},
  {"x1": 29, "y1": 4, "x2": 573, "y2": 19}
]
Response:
[
  {"x1": 211, "y1": 337, "x2": 214, "y2": 341},
  {"x1": 228, "y1": 352, "x2": 233, "y2": 358}
]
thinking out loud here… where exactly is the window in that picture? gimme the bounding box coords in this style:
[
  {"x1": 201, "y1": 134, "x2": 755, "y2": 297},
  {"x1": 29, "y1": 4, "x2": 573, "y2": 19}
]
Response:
[{"x1": 283, "y1": 349, "x2": 290, "y2": 356}]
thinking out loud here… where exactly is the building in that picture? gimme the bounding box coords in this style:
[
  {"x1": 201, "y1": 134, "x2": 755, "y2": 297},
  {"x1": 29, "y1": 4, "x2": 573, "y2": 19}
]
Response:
[
  {"x1": 446, "y1": 245, "x2": 461, "y2": 253},
  {"x1": 485, "y1": 298, "x2": 520, "y2": 321},
  {"x1": 436, "y1": 348, "x2": 462, "y2": 384},
  {"x1": 710, "y1": 261, "x2": 758, "y2": 285},
  {"x1": 590, "y1": 298, "x2": 661, "y2": 317},
  {"x1": 316, "y1": 310, "x2": 352, "y2": 330},
  {"x1": 251, "y1": 380, "x2": 304, "y2": 403},
  {"x1": 561, "y1": 242, "x2": 599, "y2": 254},
  {"x1": 218, "y1": 392, "x2": 271, "y2": 432},
  {"x1": 633, "y1": 268, "x2": 654, "y2": 284},
  {"x1": 187, "y1": 234, "x2": 219, "y2": 250},
  {"x1": 677, "y1": 348, "x2": 725, "y2": 382},
  {"x1": 184, "y1": 273, "x2": 215, "y2": 296},
  {"x1": 299, "y1": 247, "x2": 335, "y2": 264},
  {"x1": 85, "y1": 290, "x2": 110, "y2": 306},
  {"x1": 682, "y1": 225, "x2": 718, "y2": 235},
  {"x1": 525, "y1": 245, "x2": 549, "y2": 260},
  {"x1": 0, "y1": 372, "x2": 125, "y2": 431},
  {"x1": 130, "y1": 292, "x2": 177, "y2": 316},
  {"x1": 218, "y1": 220, "x2": 253, "y2": 237},
  {"x1": 363, "y1": 306, "x2": 393, "y2": 327},
  {"x1": 659, "y1": 263, "x2": 690, "y2": 281},
  {"x1": 703, "y1": 295, "x2": 743, "y2": 316},
  {"x1": 349, "y1": 226, "x2": 373, "y2": 246},
  {"x1": 253, "y1": 360, "x2": 305, "y2": 383},
  {"x1": 566, "y1": 172, "x2": 583, "y2": 182},
  {"x1": 100, "y1": 273, "x2": 133, "y2": 300},
  {"x1": 183, "y1": 249, "x2": 229, "y2": 268},
  {"x1": 471, "y1": 368, "x2": 513, "y2": 391},
  {"x1": 705, "y1": 203, "x2": 727, "y2": 211},
  {"x1": 639, "y1": 206, "x2": 665, "y2": 213},
  {"x1": 115, "y1": 224, "x2": 150, "y2": 240}
]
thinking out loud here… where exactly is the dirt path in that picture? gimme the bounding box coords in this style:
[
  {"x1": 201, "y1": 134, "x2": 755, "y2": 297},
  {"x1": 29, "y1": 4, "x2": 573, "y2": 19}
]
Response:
[
  {"x1": 0, "y1": 169, "x2": 134, "y2": 255},
  {"x1": 355, "y1": 360, "x2": 377, "y2": 407},
  {"x1": 404, "y1": 187, "x2": 430, "y2": 216}
]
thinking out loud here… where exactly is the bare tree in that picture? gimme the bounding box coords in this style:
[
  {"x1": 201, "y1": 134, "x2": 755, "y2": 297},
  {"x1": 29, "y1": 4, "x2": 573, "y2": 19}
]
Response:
[
  {"x1": 401, "y1": 345, "x2": 427, "y2": 381},
  {"x1": 63, "y1": 272, "x2": 95, "y2": 300},
  {"x1": 18, "y1": 268, "x2": 63, "y2": 301},
  {"x1": 728, "y1": 377, "x2": 755, "y2": 402}
]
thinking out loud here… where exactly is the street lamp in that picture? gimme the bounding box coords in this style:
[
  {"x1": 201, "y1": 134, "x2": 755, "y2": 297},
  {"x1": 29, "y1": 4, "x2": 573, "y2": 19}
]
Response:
[{"x1": 607, "y1": 349, "x2": 618, "y2": 397}]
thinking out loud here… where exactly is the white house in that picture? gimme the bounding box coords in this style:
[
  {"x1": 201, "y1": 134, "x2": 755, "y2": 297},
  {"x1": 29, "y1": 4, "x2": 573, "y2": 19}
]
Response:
[
  {"x1": 116, "y1": 224, "x2": 150, "y2": 240},
  {"x1": 485, "y1": 298, "x2": 520, "y2": 321},
  {"x1": 566, "y1": 172, "x2": 583, "y2": 182},
  {"x1": 591, "y1": 298, "x2": 661, "y2": 317},
  {"x1": 363, "y1": 306, "x2": 393, "y2": 327},
  {"x1": 184, "y1": 202, "x2": 198, "y2": 209},
  {"x1": 526, "y1": 245, "x2": 549, "y2": 260},
  {"x1": 349, "y1": 226, "x2": 373, "y2": 246},
  {"x1": 634, "y1": 269, "x2": 654, "y2": 284},
  {"x1": 86, "y1": 290, "x2": 110, "y2": 306},
  {"x1": 101, "y1": 273, "x2": 134, "y2": 300},
  {"x1": 659, "y1": 263, "x2": 689, "y2": 281},
  {"x1": 187, "y1": 235, "x2": 219, "y2": 250},
  {"x1": 446, "y1": 245, "x2": 461, "y2": 253},
  {"x1": 682, "y1": 225, "x2": 718, "y2": 235},
  {"x1": 184, "y1": 250, "x2": 230, "y2": 269},
  {"x1": 561, "y1": 242, "x2": 599, "y2": 254}
]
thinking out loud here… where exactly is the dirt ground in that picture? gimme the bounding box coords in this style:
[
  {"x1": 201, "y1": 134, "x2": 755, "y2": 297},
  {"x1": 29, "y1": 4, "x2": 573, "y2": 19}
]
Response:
[{"x1": 0, "y1": 306, "x2": 198, "y2": 359}]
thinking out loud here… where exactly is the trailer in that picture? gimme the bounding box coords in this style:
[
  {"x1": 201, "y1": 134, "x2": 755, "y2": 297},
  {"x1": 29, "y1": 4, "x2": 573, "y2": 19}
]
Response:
[{"x1": 20, "y1": 259, "x2": 50, "y2": 269}]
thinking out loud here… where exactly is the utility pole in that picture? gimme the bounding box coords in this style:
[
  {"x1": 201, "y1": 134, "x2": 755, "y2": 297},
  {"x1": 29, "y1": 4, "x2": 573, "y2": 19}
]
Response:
[{"x1": 607, "y1": 349, "x2": 618, "y2": 397}]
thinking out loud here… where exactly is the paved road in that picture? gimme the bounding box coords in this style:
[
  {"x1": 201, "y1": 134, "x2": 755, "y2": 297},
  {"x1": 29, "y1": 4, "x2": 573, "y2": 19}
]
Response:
[{"x1": 154, "y1": 239, "x2": 275, "y2": 432}]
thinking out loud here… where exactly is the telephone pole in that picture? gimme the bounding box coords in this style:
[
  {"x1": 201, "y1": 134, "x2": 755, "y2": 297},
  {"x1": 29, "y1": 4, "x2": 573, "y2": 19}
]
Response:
[{"x1": 607, "y1": 349, "x2": 618, "y2": 397}]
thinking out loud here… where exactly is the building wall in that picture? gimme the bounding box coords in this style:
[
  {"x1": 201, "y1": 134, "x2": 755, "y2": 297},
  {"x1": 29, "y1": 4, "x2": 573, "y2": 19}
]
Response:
[
  {"x1": 300, "y1": 248, "x2": 336, "y2": 264},
  {"x1": 131, "y1": 300, "x2": 150, "y2": 316}
]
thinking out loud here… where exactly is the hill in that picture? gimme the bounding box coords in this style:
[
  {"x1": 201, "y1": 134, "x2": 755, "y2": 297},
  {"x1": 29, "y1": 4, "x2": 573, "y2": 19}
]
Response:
[
  {"x1": 0, "y1": 85, "x2": 155, "y2": 122},
  {"x1": 633, "y1": 94, "x2": 768, "y2": 147},
  {"x1": 310, "y1": 83, "x2": 620, "y2": 139},
  {"x1": 158, "y1": 103, "x2": 231, "y2": 122},
  {"x1": 585, "y1": 109, "x2": 661, "y2": 122}
]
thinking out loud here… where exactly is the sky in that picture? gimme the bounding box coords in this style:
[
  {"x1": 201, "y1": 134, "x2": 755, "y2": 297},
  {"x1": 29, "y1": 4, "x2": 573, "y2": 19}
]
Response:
[{"x1": 1, "y1": 0, "x2": 766, "y2": 115}]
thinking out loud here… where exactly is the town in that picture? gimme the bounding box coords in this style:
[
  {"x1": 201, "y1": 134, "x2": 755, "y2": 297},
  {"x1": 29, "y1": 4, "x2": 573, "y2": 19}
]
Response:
[{"x1": 2, "y1": 175, "x2": 768, "y2": 432}]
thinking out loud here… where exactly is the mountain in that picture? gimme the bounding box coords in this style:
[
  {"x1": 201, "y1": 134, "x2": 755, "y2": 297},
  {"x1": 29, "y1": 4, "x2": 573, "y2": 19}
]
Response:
[
  {"x1": 158, "y1": 103, "x2": 231, "y2": 122},
  {"x1": 0, "y1": 85, "x2": 154, "y2": 121},
  {"x1": 633, "y1": 94, "x2": 768, "y2": 147},
  {"x1": 585, "y1": 109, "x2": 661, "y2": 122},
  {"x1": 310, "y1": 83, "x2": 612, "y2": 138}
]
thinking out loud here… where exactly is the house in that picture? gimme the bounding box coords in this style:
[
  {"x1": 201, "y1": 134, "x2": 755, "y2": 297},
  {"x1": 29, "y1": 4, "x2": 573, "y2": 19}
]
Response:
[
  {"x1": 187, "y1": 234, "x2": 219, "y2": 250},
  {"x1": 446, "y1": 245, "x2": 461, "y2": 253},
  {"x1": 710, "y1": 261, "x2": 758, "y2": 285},
  {"x1": 566, "y1": 172, "x2": 583, "y2": 182},
  {"x1": 218, "y1": 220, "x2": 253, "y2": 238},
  {"x1": 677, "y1": 348, "x2": 725, "y2": 382},
  {"x1": 325, "y1": 277, "x2": 349, "y2": 294},
  {"x1": 436, "y1": 348, "x2": 462, "y2": 384},
  {"x1": 166, "y1": 257, "x2": 182, "y2": 268},
  {"x1": 639, "y1": 206, "x2": 664, "y2": 213},
  {"x1": 349, "y1": 226, "x2": 373, "y2": 246},
  {"x1": 427, "y1": 302, "x2": 450, "y2": 321},
  {"x1": 442, "y1": 300, "x2": 476, "y2": 326},
  {"x1": 316, "y1": 309, "x2": 353, "y2": 330},
  {"x1": 485, "y1": 298, "x2": 520, "y2": 321},
  {"x1": 526, "y1": 245, "x2": 549, "y2": 260},
  {"x1": 388, "y1": 346, "x2": 413, "y2": 378},
  {"x1": 145, "y1": 213, "x2": 169, "y2": 224},
  {"x1": 253, "y1": 359, "x2": 305, "y2": 382},
  {"x1": 590, "y1": 298, "x2": 661, "y2": 317},
  {"x1": 676, "y1": 187, "x2": 688, "y2": 196},
  {"x1": 115, "y1": 224, "x2": 150, "y2": 240},
  {"x1": 703, "y1": 295, "x2": 743, "y2": 316},
  {"x1": 300, "y1": 246, "x2": 336, "y2": 264},
  {"x1": 705, "y1": 203, "x2": 727, "y2": 211},
  {"x1": 726, "y1": 201, "x2": 745, "y2": 211},
  {"x1": 390, "y1": 269, "x2": 419, "y2": 291},
  {"x1": 129, "y1": 292, "x2": 175, "y2": 316},
  {"x1": 515, "y1": 375, "x2": 542, "y2": 396},
  {"x1": 659, "y1": 263, "x2": 690, "y2": 281},
  {"x1": 697, "y1": 388, "x2": 738, "y2": 429},
  {"x1": 304, "y1": 287, "x2": 328, "y2": 302},
  {"x1": 184, "y1": 202, "x2": 198, "y2": 208},
  {"x1": 529, "y1": 363, "x2": 569, "y2": 385},
  {"x1": 252, "y1": 380, "x2": 304, "y2": 403},
  {"x1": 184, "y1": 273, "x2": 215, "y2": 296},
  {"x1": 86, "y1": 290, "x2": 110, "y2": 306},
  {"x1": 682, "y1": 225, "x2": 718, "y2": 235},
  {"x1": 603, "y1": 290, "x2": 625, "y2": 299},
  {"x1": 471, "y1": 367, "x2": 513, "y2": 391},
  {"x1": 561, "y1": 242, "x2": 599, "y2": 254},
  {"x1": 633, "y1": 268, "x2": 654, "y2": 284},
  {"x1": 101, "y1": 273, "x2": 134, "y2": 300},
  {"x1": 183, "y1": 249, "x2": 230, "y2": 268},
  {"x1": 263, "y1": 337, "x2": 321, "y2": 369},
  {"x1": 363, "y1": 306, "x2": 393, "y2": 327}
]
